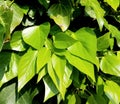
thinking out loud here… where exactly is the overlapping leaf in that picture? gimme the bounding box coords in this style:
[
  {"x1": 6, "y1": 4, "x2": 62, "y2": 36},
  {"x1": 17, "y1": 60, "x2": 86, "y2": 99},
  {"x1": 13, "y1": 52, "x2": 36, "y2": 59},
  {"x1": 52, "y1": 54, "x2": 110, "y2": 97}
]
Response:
[
  {"x1": 18, "y1": 48, "x2": 38, "y2": 91},
  {"x1": 100, "y1": 53, "x2": 120, "y2": 76},
  {"x1": 68, "y1": 27, "x2": 98, "y2": 67},
  {"x1": 22, "y1": 22, "x2": 50, "y2": 49}
]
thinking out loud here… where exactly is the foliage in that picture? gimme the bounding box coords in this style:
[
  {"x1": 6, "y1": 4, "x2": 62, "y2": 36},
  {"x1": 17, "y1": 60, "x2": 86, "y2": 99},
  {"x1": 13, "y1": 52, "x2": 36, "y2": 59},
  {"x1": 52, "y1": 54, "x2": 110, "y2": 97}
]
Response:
[{"x1": 0, "y1": 0, "x2": 120, "y2": 103}]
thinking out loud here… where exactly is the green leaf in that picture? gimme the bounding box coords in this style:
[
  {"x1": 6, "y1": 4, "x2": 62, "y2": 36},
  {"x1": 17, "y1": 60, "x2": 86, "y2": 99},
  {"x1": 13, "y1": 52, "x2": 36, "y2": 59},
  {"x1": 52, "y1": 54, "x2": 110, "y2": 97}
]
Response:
[
  {"x1": 104, "y1": 0, "x2": 119, "y2": 11},
  {"x1": 52, "y1": 54, "x2": 66, "y2": 99},
  {"x1": 106, "y1": 24, "x2": 120, "y2": 47},
  {"x1": 43, "y1": 75, "x2": 58, "y2": 102},
  {"x1": 38, "y1": 0, "x2": 50, "y2": 9},
  {"x1": 67, "y1": 94, "x2": 76, "y2": 104},
  {"x1": 104, "y1": 81, "x2": 120, "y2": 104},
  {"x1": 100, "y1": 53, "x2": 120, "y2": 76},
  {"x1": 18, "y1": 48, "x2": 38, "y2": 91},
  {"x1": 86, "y1": 94, "x2": 106, "y2": 104},
  {"x1": 65, "y1": 51, "x2": 95, "y2": 82},
  {"x1": 0, "y1": 3, "x2": 13, "y2": 40},
  {"x1": 37, "y1": 67, "x2": 47, "y2": 83},
  {"x1": 97, "y1": 32, "x2": 110, "y2": 51},
  {"x1": 53, "y1": 32, "x2": 77, "y2": 49},
  {"x1": 22, "y1": 22, "x2": 50, "y2": 49},
  {"x1": 17, "y1": 88, "x2": 39, "y2": 104},
  {"x1": 3, "y1": 31, "x2": 27, "y2": 51},
  {"x1": 37, "y1": 47, "x2": 51, "y2": 73},
  {"x1": 0, "y1": 24, "x2": 5, "y2": 50},
  {"x1": 80, "y1": 0, "x2": 105, "y2": 30},
  {"x1": 48, "y1": 4, "x2": 71, "y2": 31},
  {"x1": 0, "y1": 83, "x2": 16, "y2": 104},
  {"x1": 10, "y1": 3, "x2": 24, "y2": 33},
  {"x1": 0, "y1": 53, "x2": 19, "y2": 87},
  {"x1": 68, "y1": 27, "x2": 98, "y2": 67},
  {"x1": 0, "y1": 52, "x2": 11, "y2": 82}
]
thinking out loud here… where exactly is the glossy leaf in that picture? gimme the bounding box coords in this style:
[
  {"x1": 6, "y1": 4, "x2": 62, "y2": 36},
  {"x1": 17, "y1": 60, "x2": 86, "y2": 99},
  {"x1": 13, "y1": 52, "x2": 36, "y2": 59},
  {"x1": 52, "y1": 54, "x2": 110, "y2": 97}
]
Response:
[
  {"x1": 48, "y1": 4, "x2": 71, "y2": 31},
  {"x1": 10, "y1": 3, "x2": 24, "y2": 33},
  {"x1": 18, "y1": 48, "x2": 38, "y2": 91},
  {"x1": 43, "y1": 75, "x2": 58, "y2": 102},
  {"x1": 104, "y1": 81, "x2": 120, "y2": 104},
  {"x1": 0, "y1": 83, "x2": 16, "y2": 104},
  {"x1": 37, "y1": 47, "x2": 51, "y2": 73},
  {"x1": 3, "y1": 31, "x2": 27, "y2": 51},
  {"x1": 0, "y1": 53, "x2": 19, "y2": 87},
  {"x1": 104, "y1": 0, "x2": 119, "y2": 11},
  {"x1": 100, "y1": 53, "x2": 120, "y2": 76},
  {"x1": 80, "y1": 0, "x2": 105, "y2": 30},
  {"x1": 37, "y1": 67, "x2": 47, "y2": 83},
  {"x1": 68, "y1": 27, "x2": 98, "y2": 67},
  {"x1": 53, "y1": 32, "x2": 77, "y2": 49},
  {"x1": 52, "y1": 54, "x2": 66, "y2": 99},
  {"x1": 22, "y1": 22, "x2": 50, "y2": 49},
  {"x1": 65, "y1": 51, "x2": 95, "y2": 82}
]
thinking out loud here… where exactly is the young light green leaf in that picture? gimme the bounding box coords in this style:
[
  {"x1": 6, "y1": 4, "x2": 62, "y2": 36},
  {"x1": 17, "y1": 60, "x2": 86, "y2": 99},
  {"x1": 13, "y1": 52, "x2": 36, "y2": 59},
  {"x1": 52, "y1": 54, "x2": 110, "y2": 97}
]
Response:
[
  {"x1": 52, "y1": 54, "x2": 66, "y2": 81},
  {"x1": 37, "y1": 47, "x2": 51, "y2": 73},
  {"x1": 10, "y1": 3, "x2": 24, "y2": 33},
  {"x1": 68, "y1": 27, "x2": 98, "y2": 67},
  {"x1": 106, "y1": 24, "x2": 120, "y2": 47},
  {"x1": 104, "y1": 0, "x2": 119, "y2": 11},
  {"x1": 65, "y1": 51, "x2": 95, "y2": 82},
  {"x1": 43, "y1": 75, "x2": 58, "y2": 102},
  {"x1": 67, "y1": 94, "x2": 76, "y2": 104},
  {"x1": 37, "y1": 67, "x2": 47, "y2": 83},
  {"x1": 52, "y1": 54, "x2": 66, "y2": 99},
  {"x1": 97, "y1": 32, "x2": 110, "y2": 51},
  {"x1": 22, "y1": 22, "x2": 50, "y2": 49},
  {"x1": 8, "y1": 31, "x2": 27, "y2": 51},
  {"x1": 0, "y1": 83, "x2": 16, "y2": 104},
  {"x1": 53, "y1": 32, "x2": 77, "y2": 49},
  {"x1": 48, "y1": 4, "x2": 71, "y2": 31},
  {"x1": 18, "y1": 48, "x2": 38, "y2": 91},
  {"x1": 104, "y1": 81, "x2": 120, "y2": 104},
  {"x1": 100, "y1": 53, "x2": 120, "y2": 77}
]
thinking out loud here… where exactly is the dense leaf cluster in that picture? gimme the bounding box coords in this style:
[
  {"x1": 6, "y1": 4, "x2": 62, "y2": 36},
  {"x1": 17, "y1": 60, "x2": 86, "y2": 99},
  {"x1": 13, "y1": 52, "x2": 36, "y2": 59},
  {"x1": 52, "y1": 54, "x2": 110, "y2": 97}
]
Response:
[{"x1": 0, "y1": 0, "x2": 120, "y2": 103}]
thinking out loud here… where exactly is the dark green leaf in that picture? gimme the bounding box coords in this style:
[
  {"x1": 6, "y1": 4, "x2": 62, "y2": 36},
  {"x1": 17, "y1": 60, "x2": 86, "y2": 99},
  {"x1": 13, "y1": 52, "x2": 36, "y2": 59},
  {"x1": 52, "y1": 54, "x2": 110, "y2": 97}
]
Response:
[
  {"x1": 43, "y1": 75, "x2": 58, "y2": 102},
  {"x1": 86, "y1": 94, "x2": 106, "y2": 104},
  {"x1": 0, "y1": 83, "x2": 16, "y2": 104},
  {"x1": 0, "y1": 24, "x2": 5, "y2": 50}
]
